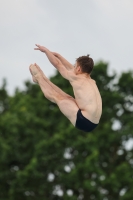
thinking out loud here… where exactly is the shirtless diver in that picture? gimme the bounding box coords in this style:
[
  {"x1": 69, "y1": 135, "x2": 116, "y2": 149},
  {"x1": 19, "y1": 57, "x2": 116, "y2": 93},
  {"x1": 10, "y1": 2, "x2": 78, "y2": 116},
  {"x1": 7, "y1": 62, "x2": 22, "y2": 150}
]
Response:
[{"x1": 29, "y1": 44, "x2": 102, "y2": 132}]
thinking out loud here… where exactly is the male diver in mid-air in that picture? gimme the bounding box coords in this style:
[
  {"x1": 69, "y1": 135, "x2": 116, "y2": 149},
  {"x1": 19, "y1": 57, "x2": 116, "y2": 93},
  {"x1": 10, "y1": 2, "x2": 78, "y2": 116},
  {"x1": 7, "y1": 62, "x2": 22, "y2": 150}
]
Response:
[{"x1": 29, "y1": 44, "x2": 102, "y2": 132}]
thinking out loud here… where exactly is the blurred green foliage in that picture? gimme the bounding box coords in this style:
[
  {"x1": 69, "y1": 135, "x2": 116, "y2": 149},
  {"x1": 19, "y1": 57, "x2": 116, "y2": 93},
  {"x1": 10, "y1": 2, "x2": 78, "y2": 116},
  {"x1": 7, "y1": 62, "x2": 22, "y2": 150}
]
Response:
[{"x1": 0, "y1": 62, "x2": 133, "y2": 200}]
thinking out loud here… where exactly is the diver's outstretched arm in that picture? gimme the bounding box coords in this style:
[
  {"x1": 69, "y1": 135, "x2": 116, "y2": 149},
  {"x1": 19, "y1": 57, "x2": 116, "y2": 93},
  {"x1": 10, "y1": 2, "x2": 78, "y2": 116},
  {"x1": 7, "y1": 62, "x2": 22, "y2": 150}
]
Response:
[
  {"x1": 34, "y1": 44, "x2": 73, "y2": 70},
  {"x1": 51, "y1": 52, "x2": 74, "y2": 70},
  {"x1": 34, "y1": 44, "x2": 75, "y2": 81},
  {"x1": 34, "y1": 44, "x2": 60, "y2": 67}
]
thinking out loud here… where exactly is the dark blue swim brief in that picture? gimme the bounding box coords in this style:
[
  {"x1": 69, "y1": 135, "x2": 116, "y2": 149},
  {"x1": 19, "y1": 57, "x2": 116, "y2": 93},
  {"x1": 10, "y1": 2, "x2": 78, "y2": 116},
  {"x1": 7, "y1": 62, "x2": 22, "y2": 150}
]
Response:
[{"x1": 75, "y1": 109, "x2": 98, "y2": 132}]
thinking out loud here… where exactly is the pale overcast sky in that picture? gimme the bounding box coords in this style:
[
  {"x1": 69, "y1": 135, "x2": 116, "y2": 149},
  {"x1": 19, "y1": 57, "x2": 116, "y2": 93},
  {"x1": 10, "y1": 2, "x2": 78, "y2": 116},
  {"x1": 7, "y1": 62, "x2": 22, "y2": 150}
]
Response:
[{"x1": 0, "y1": 0, "x2": 133, "y2": 94}]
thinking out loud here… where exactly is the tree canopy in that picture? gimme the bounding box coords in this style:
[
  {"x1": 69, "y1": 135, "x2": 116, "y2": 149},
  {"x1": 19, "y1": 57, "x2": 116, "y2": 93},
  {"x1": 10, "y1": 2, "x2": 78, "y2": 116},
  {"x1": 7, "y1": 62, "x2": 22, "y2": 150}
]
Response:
[{"x1": 0, "y1": 62, "x2": 133, "y2": 200}]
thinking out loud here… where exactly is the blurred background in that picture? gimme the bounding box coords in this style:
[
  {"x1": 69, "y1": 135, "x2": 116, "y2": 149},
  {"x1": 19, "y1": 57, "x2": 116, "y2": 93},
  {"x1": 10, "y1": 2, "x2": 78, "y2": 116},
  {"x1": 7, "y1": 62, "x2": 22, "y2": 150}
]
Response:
[{"x1": 0, "y1": 0, "x2": 133, "y2": 199}]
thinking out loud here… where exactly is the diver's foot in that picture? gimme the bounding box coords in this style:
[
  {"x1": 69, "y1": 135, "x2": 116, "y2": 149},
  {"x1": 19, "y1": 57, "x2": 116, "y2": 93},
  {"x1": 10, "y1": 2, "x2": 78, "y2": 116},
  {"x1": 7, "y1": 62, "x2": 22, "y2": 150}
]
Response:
[{"x1": 29, "y1": 63, "x2": 42, "y2": 83}]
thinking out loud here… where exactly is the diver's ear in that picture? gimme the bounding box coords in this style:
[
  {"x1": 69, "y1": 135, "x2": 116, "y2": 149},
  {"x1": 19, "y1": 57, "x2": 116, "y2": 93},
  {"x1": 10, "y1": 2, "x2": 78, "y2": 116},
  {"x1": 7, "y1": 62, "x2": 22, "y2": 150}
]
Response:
[{"x1": 77, "y1": 66, "x2": 82, "y2": 73}]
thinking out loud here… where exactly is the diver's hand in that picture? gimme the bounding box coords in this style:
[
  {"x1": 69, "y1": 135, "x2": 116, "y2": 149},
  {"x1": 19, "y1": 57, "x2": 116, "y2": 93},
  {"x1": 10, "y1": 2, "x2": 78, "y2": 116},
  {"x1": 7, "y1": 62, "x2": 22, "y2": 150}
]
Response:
[{"x1": 34, "y1": 44, "x2": 48, "y2": 53}]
